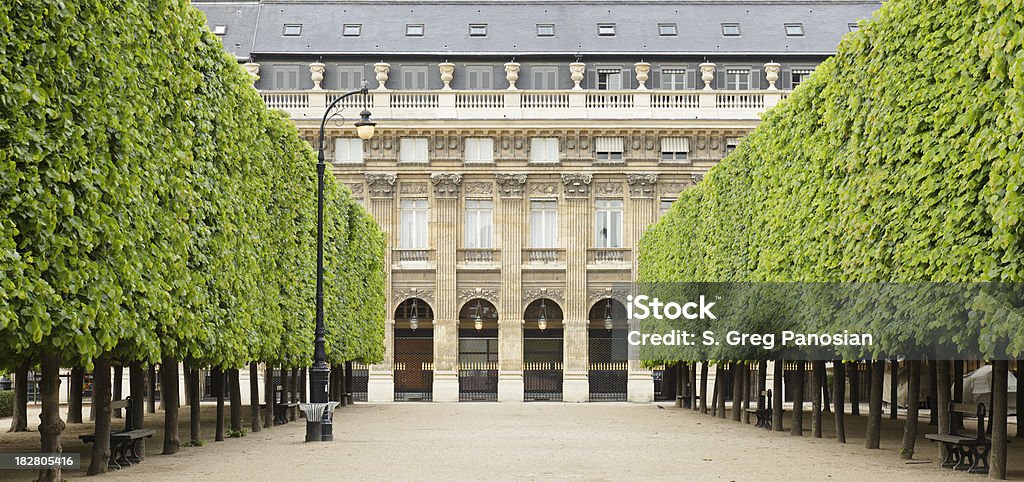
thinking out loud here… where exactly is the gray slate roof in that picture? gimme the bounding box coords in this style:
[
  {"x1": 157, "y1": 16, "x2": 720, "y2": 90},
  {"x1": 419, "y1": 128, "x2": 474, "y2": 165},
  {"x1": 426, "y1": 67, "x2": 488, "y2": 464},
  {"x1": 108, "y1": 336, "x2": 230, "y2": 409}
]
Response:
[{"x1": 194, "y1": 1, "x2": 881, "y2": 59}]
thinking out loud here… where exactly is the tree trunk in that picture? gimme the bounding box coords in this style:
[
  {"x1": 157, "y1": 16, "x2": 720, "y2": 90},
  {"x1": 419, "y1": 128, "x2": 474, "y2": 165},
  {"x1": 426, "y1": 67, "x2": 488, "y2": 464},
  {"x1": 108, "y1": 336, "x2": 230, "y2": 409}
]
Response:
[
  {"x1": 290, "y1": 367, "x2": 299, "y2": 421},
  {"x1": 229, "y1": 368, "x2": 242, "y2": 433},
  {"x1": 953, "y1": 360, "x2": 965, "y2": 431},
  {"x1": 345, "y1": 362, "x2": 354, "y2": 405},
  {"x1": 689, "y1": 362, "x2": 697, "y2": 410},
  {"x1": 710, "y1": 367, "x2": 719, "y2": 417},
  {"x1": 834, "y1": 360, "x2": 846, "y2": 443},
  {"x1": 991, "y1": 360, "x2": 1008, "y2": 480},
  {"x1": 37, "y1": 353, "x2": 65, "y2": 482},
  {"x1": 160, "y1": 357, "x2": 180, "y2": 455},
  {"x1": 675, "y1": 363, "x2": 685, "y2": 408},
  {"x1": 791, "y1": 362, "x2": 805, "y2": 436},
  {"x1": 68, "y1": 367, "x2": 84, "y2": 424},
  {"x1": 890, "y1": 360, "x2": 898, "y2": 420},
  {"x1": 332, "y1": 364, "x2": 344, "y2": 406},
  {"x1": 299, "y1": 368, "x2": 307, "y2": 404},
  {"x1": 263, "y1": 365, "x2": 274, "y2": 428},
  {"x1": 772, "y1": 361, "x2": 784, "y2": 432},
  {"x1": 182, "y1": 362, "x2": 191, "y2": 406},
  {"x1": 699, "y1": 362, "x2": 709, "y2": 414},
  {"x1": 249, "y1": 362, "x2": 262, "y2": 432},
  {"x1": 130, "y1": 362, "x2": 145, "y2": 429},
  {"x1": 849, "y1": 361, "x2": 859, "y2": 417},
  {"x1": 1017, "y1": 360, "x2": 1024, "y2": 438},
  {"x1": 88, "y1": 356, "x2": 112, "y2": 475},
  {"x1": 757, "y1": 360, "x2": 767, "y2": 410},
  {"x1": 9, "y1": 361, "x2": 29, "y2": 432},
  {"x1": 147, "y1": 365, "x2": 157, "y2": 414},
  {"x1": 865, "y1": 359, "x2": 885, "y2": 449},
  {"x1": 732, "y1": 363, "x2": 743, "y2": 422},
  {"x1": 189, "y1": 366, "x2": 201, "y2": 443},
  {"x1": 716, "y1": 364, "x2": 726, "y2": 419},
  {"x1": 900, "y1": 360, "x2": 921, "y2": 459},
  {"x1": 112, "y1": 364, "x2": 123, "y2": 419},
  {"x1": 213, "y1": 367, "x2": 225, "y2": 441},
  {"x1": 741, "y1": 364, "x2": 751, "y2": 424},
  {"x1": 928, "y1": 359, "x2": 938, "y2": 425},
  {"x1": 812, "y1": 361, "x2": 824, "y2": 438}
]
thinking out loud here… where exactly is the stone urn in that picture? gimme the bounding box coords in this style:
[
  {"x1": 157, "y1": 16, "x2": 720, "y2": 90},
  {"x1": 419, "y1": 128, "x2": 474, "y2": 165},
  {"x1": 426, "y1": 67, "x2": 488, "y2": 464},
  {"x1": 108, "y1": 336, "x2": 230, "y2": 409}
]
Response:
[
  {"x1": 439, "y1": 62, "x2": 455, "y2": 90},
  {"x1": 242, "y1": 62, "x2": 260, "y2": 86},
  {"x1": 309, "y1": 62, "x2": 326, "y2": 90},
  {"x1": 504, "y1": 62, "x2": 521, "y2": 90},
  {"x1": 764, "y1": 62, "x2": 782, "y2": 90},
  {"x1": 634, "y1": 62, "x2": 651, "y2": 90},
  {"x1": 699, "y1": 62, "x2": 716, "y2": 90},
  {"x1": 373, "y1": 62, "x2": 390, "y2": 90},
  {"x1": 569, "y1": 62, "x2": 586, "y2": 90}
]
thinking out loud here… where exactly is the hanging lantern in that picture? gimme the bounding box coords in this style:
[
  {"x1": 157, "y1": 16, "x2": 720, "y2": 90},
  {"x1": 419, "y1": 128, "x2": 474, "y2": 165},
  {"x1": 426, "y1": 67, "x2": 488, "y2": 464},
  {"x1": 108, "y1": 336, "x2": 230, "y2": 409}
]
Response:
[
  {"x1": 537, "y1": 299, "x2": 548, "y2": 331},
  {"x1": 409, "y1": 298, "x2": 420, "y2": 331},
  {"x1": 473, "y1": 299, "x2": 484, "y2": 331},
  {"x1": 603, "y1": 299, "x2": 614, "y2": 331}
]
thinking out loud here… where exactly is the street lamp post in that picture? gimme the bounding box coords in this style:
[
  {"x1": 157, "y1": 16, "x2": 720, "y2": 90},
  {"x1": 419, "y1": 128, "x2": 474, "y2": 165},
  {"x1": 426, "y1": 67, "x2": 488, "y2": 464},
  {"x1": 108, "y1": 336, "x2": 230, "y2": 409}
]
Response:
[{"x1": 309, "y1": 82, "x2": 375, "y2": 442}]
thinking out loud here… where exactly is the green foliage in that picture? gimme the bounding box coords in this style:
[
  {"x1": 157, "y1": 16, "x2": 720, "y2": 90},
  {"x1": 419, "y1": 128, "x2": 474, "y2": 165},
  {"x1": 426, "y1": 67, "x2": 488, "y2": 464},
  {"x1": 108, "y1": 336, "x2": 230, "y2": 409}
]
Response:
[
  {"x1": 0, "y1": 0, "x2": 385, "y2": 370},
  {"x1": 638, "y1": 0, "x2": 1024, "y2": 360},
  {"x1": 228, "y1": 428, "x2": 247, "y2": 438},
  {"x1": 0, "y1": 390, "x2": 13, "y2": 417}
]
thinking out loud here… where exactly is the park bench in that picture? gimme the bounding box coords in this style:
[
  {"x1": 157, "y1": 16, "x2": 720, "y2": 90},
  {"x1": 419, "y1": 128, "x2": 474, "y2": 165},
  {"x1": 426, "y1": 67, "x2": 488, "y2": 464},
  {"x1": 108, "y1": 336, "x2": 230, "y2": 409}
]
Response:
[
  {"x1": 261, "y1": 385, "x2": 300, "y2": 425},
  {"x1": 80, "y1": 397, "x2": 155, "y2": 470},
  {"x1": 925, "y1": 402, "x2": 996, "y2": 474},
  {"x1": 744, "y1": 389, "x2": 773, "y2": 430}
]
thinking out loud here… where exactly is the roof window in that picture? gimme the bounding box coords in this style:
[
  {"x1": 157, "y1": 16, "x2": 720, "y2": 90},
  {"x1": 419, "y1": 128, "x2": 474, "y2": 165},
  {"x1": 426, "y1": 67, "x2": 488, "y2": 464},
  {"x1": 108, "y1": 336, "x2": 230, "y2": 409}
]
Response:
[
  {"x1": 658, "y1": 23, "x2": 677, "y2": 36},
  {"x1": 598, "y1": 23, "x2": 616, "y2": 37},
  {"x1": 343, "y1": 24, "x2": 361, "y2": 37},
  {"x1": 283, "y1": 24, "x2": 302, "y2": 37},
  {"x1": 785, "y1": 23, "x2": 805, "y2": 37},
  {"x1": 406, "y1": 24, "x2": 424, "y2": 37},
  {"x1": 721, "y1": 23, "x2": 741, "y2": 37}
]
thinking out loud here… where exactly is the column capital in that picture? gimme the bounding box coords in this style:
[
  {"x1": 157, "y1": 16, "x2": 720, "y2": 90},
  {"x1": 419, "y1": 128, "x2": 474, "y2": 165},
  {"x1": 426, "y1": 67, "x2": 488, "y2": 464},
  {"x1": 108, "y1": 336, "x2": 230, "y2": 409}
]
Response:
[
  {"x1": 626, "y1": 173, "x2": 659, "y2": 198},
  {"x1": 366, "y1": 173, "x2": 397, "y2": 198},
  {"x1": 431, "y1": 172, "x2": 463, "y2": 198},
  {"x1": 495, "y1": 173, "x2": 528, "y2": 198},
  {"x1": 561, "y1": 173, "x2": 592, "y2": 198}
]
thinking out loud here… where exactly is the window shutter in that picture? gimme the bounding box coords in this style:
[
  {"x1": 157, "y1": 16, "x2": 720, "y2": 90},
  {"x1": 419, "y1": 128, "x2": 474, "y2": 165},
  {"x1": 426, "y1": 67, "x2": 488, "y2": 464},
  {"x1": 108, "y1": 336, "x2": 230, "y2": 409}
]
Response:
[
  {"x1": 661, "y1": 137, "x2": 689, "y2": 153},
  {"x1": 596, "y1": 137, "x2": 623, "y2": 153}
]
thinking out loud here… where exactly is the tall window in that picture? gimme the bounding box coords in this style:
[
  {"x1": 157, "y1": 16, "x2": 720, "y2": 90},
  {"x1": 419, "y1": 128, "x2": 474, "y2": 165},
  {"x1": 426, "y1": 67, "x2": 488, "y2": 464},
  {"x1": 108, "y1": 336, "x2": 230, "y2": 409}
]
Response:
[
  {"x1": 529, "y1": 200, "x2": 558, "y2": 248},
  {"x1": 595, "y1": 137, "x2": 623, "y2": 161},
  {"x1": 661, "y1": 68, "x2": 686, "y2": 90},
  {"x1": 530, "y1": 137, "x2": 559, "y2": 163},
  {"x1": 464, "y1": 138, "x2": 494, "y2": 163},
  {"x1": 531, "y1": 66, "x2": 559, "y2": 89},
  {"x1": 400, "y1": 138, "x2": 429, "y2": 162},
  {"x1": 464, "y1": 200, "x2": 493, "y2": 248},
  {"x1": 466, "y1": 66, "x2": 493, "y2": 90},
  {"x1": 597, "y1": 69, "x2": 623, "y2": 90},
  {"x1": 725, "y1": 68, "x2": 751, "y2": 90},
  {"x1": 334, "y1": 138, "x2": 363, "y2": 163},
  {"x1": 595, "y1": 200, "x2": 624, "y2": 248},
  {"x1": 399, "y1": 199, "x2": 429, "y2": 249},
  {"x1": 336, "y1": 65, "x2": 363, "y2": 90},
  {"x1": 791, "y1": 68, "x2": 814, "y2": 88},
  {"x1": 659, "y1": 198, "x2": 676, "y2": 217},
  {"x1": 273, "y1": 65, "x2": 301, "y2": 89},
  {"x1": 660, "y1": 137, "x2": 690, "y2": 163},
  {"x1": 401, "y1": 66, "x2": 428, "y2": 89}
]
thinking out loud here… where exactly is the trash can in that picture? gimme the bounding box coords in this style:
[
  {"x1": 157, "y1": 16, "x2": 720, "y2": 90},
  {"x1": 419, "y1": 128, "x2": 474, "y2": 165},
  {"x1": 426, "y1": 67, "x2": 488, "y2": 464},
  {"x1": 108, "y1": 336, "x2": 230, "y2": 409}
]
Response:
[{"x1": 299, "y1": 403, "x2": 326, "y2": 442}]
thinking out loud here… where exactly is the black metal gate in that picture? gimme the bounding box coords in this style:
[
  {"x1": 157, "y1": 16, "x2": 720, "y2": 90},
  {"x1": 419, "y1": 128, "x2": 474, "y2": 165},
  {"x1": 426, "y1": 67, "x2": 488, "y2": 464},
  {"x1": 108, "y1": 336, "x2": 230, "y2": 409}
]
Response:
[
  {"x1": 459, "y1": 330, "x2": 498, "y2": 401},
  {"x1": 589, "y1": 331, "x2": 627, "y2": 401},
  {"x1": 352, "y1": 363, "x2": 368, "y2": 402},
  {"x1": 524, "y1": 330, "x2": 563, "y2": 401},
  {"x1": 395, "y1": 329, "x2": 433, "y2": 402}
]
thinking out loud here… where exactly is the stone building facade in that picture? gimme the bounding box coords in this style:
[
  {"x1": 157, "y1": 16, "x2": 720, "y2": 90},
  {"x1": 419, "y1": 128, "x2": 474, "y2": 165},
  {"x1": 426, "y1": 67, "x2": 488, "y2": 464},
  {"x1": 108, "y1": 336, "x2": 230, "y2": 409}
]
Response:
[{"x1": 196, "y1": 0, "x2": 881, "y2": 402}]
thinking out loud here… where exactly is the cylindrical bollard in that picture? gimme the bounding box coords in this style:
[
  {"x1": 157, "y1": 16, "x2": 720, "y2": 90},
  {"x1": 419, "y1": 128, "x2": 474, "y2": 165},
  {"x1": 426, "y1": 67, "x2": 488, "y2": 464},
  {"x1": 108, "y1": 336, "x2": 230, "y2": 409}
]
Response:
[{"x1": 306, "y1": 419, "x2": 322, "y2": 442}]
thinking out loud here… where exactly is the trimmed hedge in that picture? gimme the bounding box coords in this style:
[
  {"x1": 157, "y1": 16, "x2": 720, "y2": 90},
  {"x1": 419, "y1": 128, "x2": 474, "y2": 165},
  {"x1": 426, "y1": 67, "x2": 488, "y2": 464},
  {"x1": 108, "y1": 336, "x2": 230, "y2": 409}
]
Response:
[
  {"x1": 638, "y1": 0, "x2": 1024, "y2": 360},
  {"x1": 0, "y1": 0, "x2": 385, "y2": 371},
  {"x1": 0, "y1": 391, "x2": 12, "y2": 418}
]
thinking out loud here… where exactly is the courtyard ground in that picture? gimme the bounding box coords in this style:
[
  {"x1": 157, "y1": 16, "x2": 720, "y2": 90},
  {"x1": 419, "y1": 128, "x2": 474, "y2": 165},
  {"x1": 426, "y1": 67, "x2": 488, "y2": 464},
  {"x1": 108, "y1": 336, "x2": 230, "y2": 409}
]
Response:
[{"x1": 3, "y1": 402, "x2": 1024, "y2": 480}]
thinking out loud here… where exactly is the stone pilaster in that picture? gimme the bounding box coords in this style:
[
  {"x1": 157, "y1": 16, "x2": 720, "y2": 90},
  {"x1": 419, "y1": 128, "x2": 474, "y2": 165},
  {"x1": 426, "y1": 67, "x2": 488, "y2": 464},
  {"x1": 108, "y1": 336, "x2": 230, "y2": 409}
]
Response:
[
  {"x1": 366, "y1": 173, "x2": 397, "y2": 402},
  {"x1": 495, "y1": 173, "x2": 527, "y2": 401},
  {"x1": 626, "y1": 173, "x2": 658, "y2": 402},
  {"x1": 431, "y1": 172, "x2": 462, "y2": 402},
  {"x1": 561, "y1": 173, "x2": 592, "y2": 402}
]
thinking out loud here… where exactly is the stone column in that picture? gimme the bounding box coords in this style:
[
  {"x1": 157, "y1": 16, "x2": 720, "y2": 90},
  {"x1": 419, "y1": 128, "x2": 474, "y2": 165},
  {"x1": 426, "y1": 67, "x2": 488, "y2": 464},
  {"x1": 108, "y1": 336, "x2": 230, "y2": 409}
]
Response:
[
  {"x1": 431, "y1": 172, "x2": 462, "y2": 401},
  {"x1": 626, "y1": 174, "x2": 658, "y2": 402},
  {"x1": 561, "y1": 173, "x2": 592, "y2": 402},
  {"x1": 495, "y1": 174, "x2": 527, "y2": 401},
  {"x1": 365, "y1": 173, "x2": 397, "y2": 402}
]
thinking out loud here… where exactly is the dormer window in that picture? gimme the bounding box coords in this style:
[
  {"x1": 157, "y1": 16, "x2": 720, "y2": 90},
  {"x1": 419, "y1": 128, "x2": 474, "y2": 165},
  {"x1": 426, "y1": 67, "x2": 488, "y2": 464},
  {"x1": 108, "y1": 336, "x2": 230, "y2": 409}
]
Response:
[
  {"x1": 469, "y1": 24, "x2": 487, "y2": 37},
  {"x1": 283, "y1": 24, "x2": 302, "y2": 37},
  {"x1": 213, "y1": 25, "x2": 227, "y2": 36},
  {"x1": 848, "y1": 23, "x2": 860, "y2": 32},
  {"x1": 721, "y1": 23, "x2": 741, "y2": 37},
  {"x1": 598, "y1": 23, "x2": 616, "y2": 37},
  {"x1": 785, "y1": 23, "x2": 805, "y2": 37},
  {"x1": 343, "y1": 24, "x2": 362, "y2": 37},
  {"x1": 537, "y1": 24, "x2": 555, "y2": 37},
  {"x1": 658, "y1": 23, "x2": 677, "y2": 36},
  {"x1": 406, "y1": 24, "x2": 424, "y2": 37}
]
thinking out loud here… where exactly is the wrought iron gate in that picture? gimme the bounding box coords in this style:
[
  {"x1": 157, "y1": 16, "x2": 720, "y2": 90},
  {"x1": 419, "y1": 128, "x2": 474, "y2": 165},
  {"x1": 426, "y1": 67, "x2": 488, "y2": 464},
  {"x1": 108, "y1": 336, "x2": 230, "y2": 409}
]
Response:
[
  {"x1": 589, "y1": 332, "x2": 627, "y2": 401},
  {"x1": 352, "y1": 362, "x2": 368, "y2": 402},
  {"x1": 524, "y1": 330, "x2": 563, "y2": 401},
  {"x1": 459, "y1": 331, "x2": 498, "y2": 401},
  {"x1": 394, "y1": 330, "x2": 433, "y2": 402}
]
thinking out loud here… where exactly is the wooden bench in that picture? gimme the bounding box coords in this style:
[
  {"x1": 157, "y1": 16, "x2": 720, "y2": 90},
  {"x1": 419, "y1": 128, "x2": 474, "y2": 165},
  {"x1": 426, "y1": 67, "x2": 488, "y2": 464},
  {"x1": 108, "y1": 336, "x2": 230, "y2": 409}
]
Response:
[
  {"x1": 80, "y1": 397, "x2": 155, "y2": 470},
  {"x1": 925, "y1": 402, "x2": 995, "y2": 474},
  {"x1": 744, "y1": 389, "x2": 773, "y2": 430}
]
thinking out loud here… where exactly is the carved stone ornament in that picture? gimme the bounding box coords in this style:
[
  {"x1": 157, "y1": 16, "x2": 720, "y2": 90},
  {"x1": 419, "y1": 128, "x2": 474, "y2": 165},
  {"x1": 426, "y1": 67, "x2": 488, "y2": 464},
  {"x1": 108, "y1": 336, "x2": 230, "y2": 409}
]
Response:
[
  {"x1": 523, "y1": 288, "x2": 564, "y2": 309},
  {"x1": 661, "y1": 182, "x2": 687, "y2": 196},
  {"x1": 595, "y1": 181, "x2": 623, "y2": 196},
  {"x1": 626, "y1": 173, "x2": 659, "y2": 198},
  {"x1": 458, "y1": 287, "x2": 498, "y2": 304},
  {"x1": 464, "y1": 182, "x2": 493, "y2": 196},
  {"x1": 366, "y1": 173, "x2": 397, "y2": 198},
  {"x1": 431, "y1": 172, "x2": 463, "y2": 198},
  {"x1": 400, "y1": 182, "x2": 428, "y2": 195},
  {"x1": 374, "y1": 62, "x2": 390, "y2": 90},
  {"x1": 344, "y1": 183, "x2": 365, "y2": 196},
  {"x1": 691, "y1": 173, "x2": 705, "y2": 184},
  {"x1": 561, "y1": 173, "x2": 593, "y2": 197},
  {"x1": 530, "y1": 182, "x2": 558, "y2": 196},
  {"x1": 393, "y1": 287, "x2": 434, "y2": 305},
  {"x1": 495, "y1": 173, "x2": 528, "y2": 198},
  {"x1": 587, "y1": 287, "x2": 631, "y2": 307}
]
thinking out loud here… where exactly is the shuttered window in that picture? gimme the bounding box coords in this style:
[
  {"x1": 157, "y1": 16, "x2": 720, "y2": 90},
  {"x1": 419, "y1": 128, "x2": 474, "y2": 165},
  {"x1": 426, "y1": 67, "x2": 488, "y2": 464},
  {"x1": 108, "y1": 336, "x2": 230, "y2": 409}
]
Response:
[
  {"x1": 661, "y1": 137, "x2": 690, "y2": 162},
  {"x1": 595, "y1": 137, "x2": 623, "y2": 161}
]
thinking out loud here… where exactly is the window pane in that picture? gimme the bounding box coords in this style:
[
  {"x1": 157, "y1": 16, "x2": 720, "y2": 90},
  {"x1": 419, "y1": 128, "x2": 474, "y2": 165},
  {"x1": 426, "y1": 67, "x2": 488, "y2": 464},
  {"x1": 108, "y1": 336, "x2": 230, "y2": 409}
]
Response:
[
  {"x1": 537, "y1": 24, "x2": 555, "y2": 37},
  {"x1": 529, "y1": 200, "x2": 557, "y2": 248},
  {"x1": 530, "y1": 137, "x2": 558, "y2": 162},
  {"x1": 406, "y1": 24, "x2": 424, "y2": 36},
  {"x1": 400, "y1": 138, "x2": 428, "y2": 162}
]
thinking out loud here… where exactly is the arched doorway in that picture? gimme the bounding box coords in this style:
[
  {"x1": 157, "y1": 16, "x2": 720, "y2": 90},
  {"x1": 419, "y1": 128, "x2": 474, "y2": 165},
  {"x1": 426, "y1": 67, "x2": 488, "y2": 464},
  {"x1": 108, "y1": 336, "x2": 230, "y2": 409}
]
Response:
[
  {"x1": 588, "y1": 298, "x2": 628, "y2": 401},
  {"x1": 394, "y1": 298, "x2": 433, "y2": 402},
  {"x1": 523, "y1": 298, "x2": 564, "y2": 401},
  {"x1": 458, "y1": 299, "x2": 498, "y2": 401}
]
